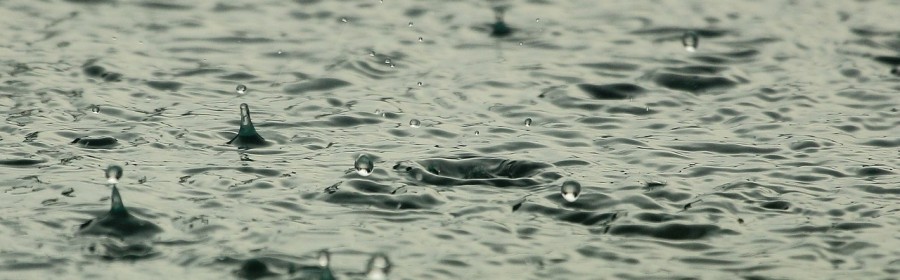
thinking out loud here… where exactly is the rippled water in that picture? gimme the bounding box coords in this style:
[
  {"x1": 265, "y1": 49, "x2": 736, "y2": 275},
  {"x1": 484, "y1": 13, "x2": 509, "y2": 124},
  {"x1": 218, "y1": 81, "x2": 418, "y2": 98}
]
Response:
[{"x1": 1, "y1": 0, "x2": 899, "y2": 279}]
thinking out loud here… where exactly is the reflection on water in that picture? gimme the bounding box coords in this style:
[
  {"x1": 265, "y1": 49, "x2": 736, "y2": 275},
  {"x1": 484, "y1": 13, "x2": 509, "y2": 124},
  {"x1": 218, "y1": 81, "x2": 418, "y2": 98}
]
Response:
[{"x1": 1, "y1": 0, "x2": 899, "y2": 279}]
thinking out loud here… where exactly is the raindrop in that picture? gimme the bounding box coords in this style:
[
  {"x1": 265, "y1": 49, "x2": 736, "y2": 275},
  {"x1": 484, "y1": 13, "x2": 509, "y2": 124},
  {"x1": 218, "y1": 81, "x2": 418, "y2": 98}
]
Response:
[
  {"x1": 560, "y1": 180, "x2": 581, "y2": 202},
  {"x1": 389, "y1": 63, "x2": 395, "y2": 68},
  {"x1": 519, "y1": 42, "x2": 524, "y2": 46},
  {"x1": 384, "y1": 58, "x2": 391, "y2": 64},
  {"x1": 355, "y1": 154, "x2": 374, "y2": 176},
  {"x1": 416, "y1": 81, "x2": 423, "y2": 86},
  {"x1": 366, "y1": 253, "x2": 391, "y2": 280},
  {"x1": 682, "y1": 31, "x2": 699, "y2": 52},
  {"x1": 417, "y1": 37, "x2": 424, "y2": 42},
  {"x1": 105, "y1": 165, "x2": 123, "y2": 184},
  {"x1": 369, "y1": 50, "x2": 376, "y2": 56},
  {"x1": 341, "y1": 17, "x2": 348, "y2": 23},
  {"x1": 408, "y1": 22, "x2": 413, "y2": 27},
  {"x1": 524, "y1": 118, "x2": 533, "y2": 127},
  {"x1": 409, "y1": 119, "x2": 421, "y2": 128},
  {"x1": 90, "y1": 105, "x2": 100, "y2": 113},
  {"x1": 236, "y1": 84, "x2": 247, "y2": 94},
  {"x1": 535, "y1": 18, "x2": 540, "y2": 22},
  {"x1": 276, "y1": 50, "x2": 283, "y2": 55},
  {"x1": 474, "y1": 131, "x2": 480, "y2": 136},
  {"x1": 318, "y1": 250, "x2": 330, "y2": 267}
]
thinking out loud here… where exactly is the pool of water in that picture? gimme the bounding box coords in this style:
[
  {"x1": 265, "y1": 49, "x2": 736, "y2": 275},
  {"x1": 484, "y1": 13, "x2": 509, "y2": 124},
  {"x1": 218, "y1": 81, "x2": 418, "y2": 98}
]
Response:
[{"x1": 1, "y1": 0, "x2": 899, "y2": 279}]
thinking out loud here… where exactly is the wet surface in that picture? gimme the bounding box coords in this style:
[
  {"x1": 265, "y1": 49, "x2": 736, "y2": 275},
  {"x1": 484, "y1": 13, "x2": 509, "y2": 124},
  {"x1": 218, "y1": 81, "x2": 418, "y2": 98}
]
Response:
[{"x1": 1, "y1": 0, "x2": 899, "y2": 279}]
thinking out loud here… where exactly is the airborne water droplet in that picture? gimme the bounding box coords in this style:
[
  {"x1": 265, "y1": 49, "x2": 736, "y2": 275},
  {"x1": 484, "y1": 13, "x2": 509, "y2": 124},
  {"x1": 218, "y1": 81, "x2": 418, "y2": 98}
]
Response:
[
  {"x1": 560, "y1": 180, "x2": 581, "y2": 202},
  {"x1": 417, "y1": 37, "x2": 423, "y2": 42},
  {"x1": 474, "y1": 131, "x2": 480, "y2": 136},
  {"x1": 682, "y1": 31, "x2": 699, "y2": 52},
  {"x1": 408, "y1": 22, "x2": 413, "y2": 27},
  {"x1": 91, "y1": 105, "x2": 100, "y2": 113},
  {"x1": 369, "y1": 50, "x2": 376, "y2": 56},
  {"x1": 341, "y1": 17, "x2": 348, "y2": 23},
  {"x1": 524, "y1": 118, "x2": 533, "y2": 127},
  {"x1": 535, "y1": 18, "x2": 540, "y2": 22},
  {"x1": 366, "y1": 253, "x2": 391, "y2": 280},
  {"x1": 416, "y1": 81, "x2": 423, "y2": 86},
  {"x1": 355, "y1": 154, "x2": 375, "y2": 176},
  {"x1": 236, "y1": 84, "x2": 247, "y2": 94},
  {"x1": 318, "y1": 250, "x2": 330, "y2": 267},
  {"x1": 105, "y1": 165, "x2": 123, "y2": 184},
  {"x1": 409, "y1": 119, "x2": 421, "y2": 128},
  {"x1": 384, "y1": 58, "x2": 391, "y2": 64}
]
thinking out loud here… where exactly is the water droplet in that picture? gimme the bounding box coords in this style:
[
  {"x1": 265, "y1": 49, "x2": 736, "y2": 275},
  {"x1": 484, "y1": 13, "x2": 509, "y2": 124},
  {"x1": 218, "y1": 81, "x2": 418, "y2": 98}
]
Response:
[
  {"x1": 276, "y1": 50, "x2": 283, "y2": 55},
  {"x1": 355, "y1": 154, "x2": 374, "y2": 176},
  {"x1": 318, "y1": 250, "x2": 330, "y2": 267},
  {"x1": 384, "y1": 58, "x2": 391, "y2": 64},
  {"x1": 341, "y1": 18, "x2": 348, "y2": 23},
  {"x1": 369, "y1": 50, "x2": 376, "y2": 56},
  {"x1": 408, "y1": 22, "x2": 413, "y2": 27},
  {"x1": 409, "y1": 119, "x2": 421, "y2": 128},
  {"x1": 417, "y1": 37, "x2": 424, "y2": 42},
  {"x1": 682, "y1": 31, "x2": 699, "y2": 52},
  {"x1": 560, "y1": 180, "x2": 581, "y2": 202},
  {"x1": 416, "y1": 81, "x2": 423, "y2": 86},
  {"x1": 105, "y1": 165, "x2": 123, "y2": 184},
  {"x1": 389, "y1": 63, "x2": 395, "y2": 68},
  {"x1": 366, "y1": 253, "x2": 391, "y2": 280},
  {"x1": 236, "y1": 84, "x2": 247, "y2": 94},
  {"x1": 524, "y1": 118, "x2": 533, "y2": 127},
  {"x1": 519, "y1": 42, "x2": 524, "y2": 46},
  {"x1": 474, "y1": 131, "x2": 480, "y2": 135},
  {"x1": 91, "y1": 105, "x2": 100, "y2": 113},
  {"x1": 535, "y1": 18, "x2": 540, "y2": 22}
]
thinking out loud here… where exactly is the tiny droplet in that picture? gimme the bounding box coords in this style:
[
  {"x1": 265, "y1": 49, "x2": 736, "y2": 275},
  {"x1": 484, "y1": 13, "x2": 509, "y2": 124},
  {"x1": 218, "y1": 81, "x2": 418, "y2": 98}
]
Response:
[
  {"x1": 369, "y1": 50, "x2": 376, "y2": 56},
  {"x1": 355, "y1": 154, "x2": 375, "y2": 176},
  {"x1": 341, "y1": 18, "x2": 348, "y2": 23},
  {"x1": 318, "y1": 250, "x2": 330, "y2": 267},
  {"x1": 535, "y1": 18, "x2": 540, "y2": 22},
  {"x1": 236, "y1": 84, "x2": 247, "y2": 94},
  {"x1": 384, "y1": 58, "x2": 391, "y2": 64},
  {"x1": 416, "y1": 81, "x2": 423, "y2": 86},
  {"x1": 682, "y1": 31, "x2": 699, "y2": 52},
  {"x1": 91, "y1": 105, "x2": 100, "y2": 113},
  {"x1": 417, "y1": 37, "x2": 423, "y2": 42},
  {"x1": 366, "y1": 253, "x2": 391, "y2": 280},
  {"x1": 474, "y1": 131, "x2": 480, "y2": 136},
  {"x1": 409, "y1": 119, "x2": 421, "y2": 128},
  {"x1": 560, "y1": 180, "x2": 581, "y2": 202},
  {"x1": 408, "y1": 22, "x2": 413, "y2": 27},
  {"x1": 105, "y1": 165, "x2": 124, "y2": 184},
  {"x1": 524, "y1": 118, "x2": 533, "y2": 127}
]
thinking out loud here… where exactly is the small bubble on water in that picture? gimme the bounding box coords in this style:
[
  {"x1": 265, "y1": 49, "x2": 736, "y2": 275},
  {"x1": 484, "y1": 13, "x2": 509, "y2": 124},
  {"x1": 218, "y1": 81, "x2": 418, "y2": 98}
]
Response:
[
  {"x1": 418, "y1": 37, "x2": 424, "y2": 42},
  {"x1": 519, "y1": 42, "x2": 524, "y2": 46},
  {"x1": 105, "y1": 165, "x2": 123, "y2": 184},
  {"x1": 524, "y1": 118, "x2": 533, "y2": 127},
  {"x1": 409, "y1": 119, "x2": 421, "y2": 128},
  {"x1": 355, "y1": 154, "x2": 374, "y2": 176},
  {"x1": 91, "y1": 105, "x2": 100, "y2": 113},
  {"x1": 276, "y1": 50, "x2": 283, "y2": 55},
  {"x1": 408, "y1": 22, "x2": 413, "y2": 27},
  {"x1": 366, "y1": 253, "x2": 391, "y2": 280},
  {"x1": 560, "y1": 180, "x2": 581, "y2": 202},
  {"x1": 682, "y1": 31, "x2": 699, "y2": 52},
  {"x1": 236, "y1": 84, "x2": 247, "y2": 94}
]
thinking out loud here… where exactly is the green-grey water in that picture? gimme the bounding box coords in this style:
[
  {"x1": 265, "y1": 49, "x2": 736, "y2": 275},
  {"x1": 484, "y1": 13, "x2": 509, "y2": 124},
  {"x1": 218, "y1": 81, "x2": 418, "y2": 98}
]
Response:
[{"x1": 1, "y1": 0, "x2": 899, "y2": 279}]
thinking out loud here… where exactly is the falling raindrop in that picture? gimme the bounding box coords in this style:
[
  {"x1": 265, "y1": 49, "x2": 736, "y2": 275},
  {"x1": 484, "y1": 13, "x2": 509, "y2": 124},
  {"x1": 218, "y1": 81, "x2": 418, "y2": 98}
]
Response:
[
  {"x1": 417, "y1": 37, "x2": 423, "y2": 42},
  {"x1": 409, "y1": 119, "x2": 421, "y2": 128},
  {"x1": 535, "y1": 18, "x2": 540, "y2": 22},
  {"x1": 560, "y1": 180, "x2": 581, "y2": 202},
  {"x1": 408, "y1": 22, "x2": 413, "y2": 27},
  {"x1": 236, "y1": 84, "x2": 247, "y2": 94},
  {"x1": 355, "y1": 154, "x2": 374, "y2": 176},
  {"x1": 384, "y1": 58, "x2": 391, "y2": 64},
  {"x1": 276, "y1": 50, "x2": 283, "y2": 55},
  {"x1": 519, "y1": 42, "x2": 524, "y2": 46},
  {"x1": 341, "y1": 18, "x2": 348, "y2": 23},
  {"x1": 105, "y1": 165, "x2": 123, "y2": 184},
  {"x1": 682, "y1": 31, "x2": 699, "y2": 52},
  {"x1": 90, "y1": 105, "x2": 100, "y2": 113},
  {"x1": 318, "y1": 250, "x2": 330, "y2": 267},
  {"x1": 524, "y1": 118, "x2": 533, "y2": 127},
  {"x1": 474, "y1": 131, "x2": 480, "y2": 136},
  {"x1": 369, "y1": 50, "x2": 376, "y2": 56},
  {"x1": 416, "y1": 81, "x2": 423, "y2": 86}
]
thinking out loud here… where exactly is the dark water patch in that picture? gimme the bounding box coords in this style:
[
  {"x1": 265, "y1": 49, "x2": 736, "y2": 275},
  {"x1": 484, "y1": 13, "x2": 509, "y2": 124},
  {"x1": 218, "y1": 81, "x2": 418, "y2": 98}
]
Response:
[
  {"x1": 833, "y1": 222, "x2": 881, "y2": 231},
  {"x1": 860, "y1": 138, "x2": 900, "y2": 148},
  {"x1": 345, "y1": 179, "x2": 395, "y2": 194},
  {"x1": 856, "y1": 184, "x2": 900, "y2": 195},
  {"x1": 0, "y1": 158, "x2": 47, "y2": 167},
  {"x1": 552, "y1": 159, "x2": 590, "y2": 167},
  {"x1": 652, "y1": 73, "x2": 738, "y2": 93},
  {"x1": 393, "y1": 156, "x2": 555, "y2": 188},
  {"x1": 234, "y1": 259, "x2": 278, "y2": 280},
  {"x1": 577, "y1": 83, "x2": 645, "y2": 100},
  {"x1": 631, "y1": 27, "x2": 729, "y2": 38},
  {"x1": 664, "y1": 65, "x2": 728, "y2": 75},
  {"x1": 146, "y1": 80, "x2": 183, "y2": 92},
  {"x1": 759, "y1": 200, "x2": 790, "y2": 211},
  {"x1": 200, "y1": 37, "x2": 274, "y2": 44},
  {"x1": 873, "y1": 56, "x2": 900, "y2": 65},
  {"x1": 82, "y1": 61, "x2": 122, "y2": 82},
  {"x1": 173, "y1": 68, "x2": 225, "y2": 77},
  {"x1": 517, "y1": 203, "x2": 618, "y2": 226},
  {"x1": 608, "y1": 223, "x2": 735, "y2": 240},
  {"x1": 579, "y1": 62, "x2": 640, "y2": 71},
  {"x1": 666, "y1": 143, "x2": 779, "y2": 154},
  {"x1": 576, "y1": 246, "x2": 639, "y2": 264},
  {"x1": 71, "y1": 136, "x2": 119, "y2": 149},
  {"x1": 322, "y1": 191, "x2": 443, "y2": 210},
  {"x1": 475, "y1": 141, "x2": 547, "y2": 153},
  {"x1": 180, "y1": 166, "x2": 281, "y2": 177},
  {"x1": 855, "y1": 166, "x2": 893, "y2": 176},
  {"x1": 789, "y1": 140, "x2": 820, "y2": 150},
  {"x1": 283, "y1": 78, "x2": 351, "y2": 94},
  {"x1": 137, "y1": 2, "x2": 193, "y2": 10},
  {"x1": 218, "y1": 72, "x2": 257, "y2": 80}
]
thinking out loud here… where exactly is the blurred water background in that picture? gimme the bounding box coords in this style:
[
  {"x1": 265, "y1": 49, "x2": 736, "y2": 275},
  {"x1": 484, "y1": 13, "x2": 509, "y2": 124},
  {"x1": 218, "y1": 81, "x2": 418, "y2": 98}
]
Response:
[{"x1": 1, "y1": 0, "x2": 899, "y2": 279}]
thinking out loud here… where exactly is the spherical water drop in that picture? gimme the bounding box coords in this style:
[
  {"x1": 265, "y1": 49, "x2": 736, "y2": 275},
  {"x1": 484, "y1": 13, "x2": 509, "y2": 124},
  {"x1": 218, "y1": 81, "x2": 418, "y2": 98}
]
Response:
[
  {"x1": 416, "y1": 81, "x2": 423, "y2": 86},
  {"x1": 341, "y1": 18, "x2": 348, "y2": 23},
  {"x1": 317, "y1": 250, "x2": 330, "y2": 267},
  {"x1": 355, "y1": 154, "x2": 374, "y2": 176},
  {"x1": 418, "y1": 37, "x2": 423, "y2": 42},
  {"x1": 384, "y1": 58, "x2": 391, "y2": 64},
  {"x1": 277, "y1": 50, "x2": 283, "y2": 55},
  {"x1": 519, "y1": 42, "x2": 524, "y2": 46},
  {"x1": 682, "y1": 31, "x2": 699, "y2": 52},
  {"x1": 105, "y1": 165, "x2": 123, "y2": 184},
  {"x1": 91, "y1": 105, "x2": 100, "y2": 113},
  {"x1": 366, "y1": 253, "x2": 391, "y2": 280},
  {"x1": 535, "y1": 18, "x2": 540, "y2": 22},
  {"x1": 236, "y1": 84, "x2": 247, "y2": 94},
  {"x1": 474, "y1": 131, "x2": 480, "y2": 135},
  {"x1": 560, "y1": 180, "x2": 581, "y2": 202},
  {"x1": 892, "y1": 65, "x2": 899, "y2": 76},
  {"x1": 524, "y1": 118, "x2": 533, "y2": 127},
  {"x1": 409, "y1": 119, "x2": 421, "y2": 128},
  {"x1": 369, "y1": 50, "x2": 376, "y2": 56},
  {"x1": 408, "y1": 22, "x2": 413, "y2": 27}
]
